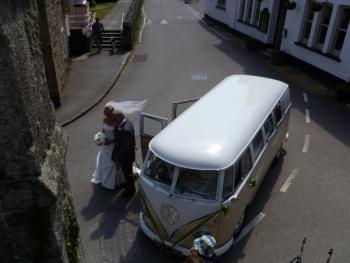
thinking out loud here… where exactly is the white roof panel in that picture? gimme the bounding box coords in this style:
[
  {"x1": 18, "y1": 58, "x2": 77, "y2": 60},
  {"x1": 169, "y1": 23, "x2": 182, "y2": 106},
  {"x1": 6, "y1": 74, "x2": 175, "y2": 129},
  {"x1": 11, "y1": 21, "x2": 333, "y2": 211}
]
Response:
[{"x1": 149, "y1": 75, "x2": 288, "y2": 170}]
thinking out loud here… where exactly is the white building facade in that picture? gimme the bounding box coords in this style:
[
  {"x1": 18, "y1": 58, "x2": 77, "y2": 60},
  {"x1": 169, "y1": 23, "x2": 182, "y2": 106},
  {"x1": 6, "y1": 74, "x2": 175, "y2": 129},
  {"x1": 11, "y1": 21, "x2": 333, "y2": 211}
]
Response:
[
  {"x1": 205, "y1": 0, "x2": 350, "y2": 82},
  {"x1": 205, "y1": 0, "x2": 281, "y2": 44},
  {"x1": 281, "y1": 0, "x2": 350, "y2": 82}
]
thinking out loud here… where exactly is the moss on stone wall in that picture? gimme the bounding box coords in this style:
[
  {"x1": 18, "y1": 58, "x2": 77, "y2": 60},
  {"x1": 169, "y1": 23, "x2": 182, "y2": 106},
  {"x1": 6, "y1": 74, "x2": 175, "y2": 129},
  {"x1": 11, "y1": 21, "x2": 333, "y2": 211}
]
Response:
[
  {"x1": 23, "y1": 1, "x2": 41, "y2": 56},
  {"x1": 63, "y1": 197, "x2": 80, "y2": 263}
]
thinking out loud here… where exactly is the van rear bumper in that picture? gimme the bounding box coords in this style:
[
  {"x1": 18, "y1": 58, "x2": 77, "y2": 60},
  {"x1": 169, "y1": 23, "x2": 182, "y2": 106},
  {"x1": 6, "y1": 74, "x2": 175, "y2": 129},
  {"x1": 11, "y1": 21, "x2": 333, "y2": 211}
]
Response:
[{"x1": 139, "y1": 212, "x2": 234, "y2": 256}]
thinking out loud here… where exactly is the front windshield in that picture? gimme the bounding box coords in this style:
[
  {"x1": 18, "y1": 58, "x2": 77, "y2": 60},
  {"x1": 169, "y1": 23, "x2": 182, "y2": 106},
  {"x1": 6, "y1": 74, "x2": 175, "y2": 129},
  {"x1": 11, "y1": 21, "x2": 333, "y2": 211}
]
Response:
[
  {"x1": 174, "y1": 168, "x2": 218, "y2": 200},
  {"x1": 143, "y1": 153, "x2": 175, "y2": 190}
]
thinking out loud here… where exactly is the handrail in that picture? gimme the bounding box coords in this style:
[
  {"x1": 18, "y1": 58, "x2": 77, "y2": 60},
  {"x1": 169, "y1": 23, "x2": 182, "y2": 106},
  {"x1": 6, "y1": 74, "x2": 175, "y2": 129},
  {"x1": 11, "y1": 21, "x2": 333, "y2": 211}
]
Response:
[
  {"x1": 121, "y1": 12, "x2": 125, "y2": 31},
  {"x1": 68, "y1": 11, "x2": 95, "y2": 31}
]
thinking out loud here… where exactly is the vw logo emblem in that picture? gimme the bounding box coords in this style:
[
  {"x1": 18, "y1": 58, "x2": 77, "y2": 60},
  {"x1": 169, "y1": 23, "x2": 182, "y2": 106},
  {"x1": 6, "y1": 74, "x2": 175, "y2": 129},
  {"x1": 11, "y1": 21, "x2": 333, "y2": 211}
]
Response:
[{"x1": 161, "y1": 204, "x2": 179, "y2": 225}]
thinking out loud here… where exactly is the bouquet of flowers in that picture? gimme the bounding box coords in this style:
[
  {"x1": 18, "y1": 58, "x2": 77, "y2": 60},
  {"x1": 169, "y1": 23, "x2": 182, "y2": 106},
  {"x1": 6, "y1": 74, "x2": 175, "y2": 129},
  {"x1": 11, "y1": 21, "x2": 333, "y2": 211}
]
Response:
[{"x1": 94, "y1": 131, "x2": 106, "y2": 146}]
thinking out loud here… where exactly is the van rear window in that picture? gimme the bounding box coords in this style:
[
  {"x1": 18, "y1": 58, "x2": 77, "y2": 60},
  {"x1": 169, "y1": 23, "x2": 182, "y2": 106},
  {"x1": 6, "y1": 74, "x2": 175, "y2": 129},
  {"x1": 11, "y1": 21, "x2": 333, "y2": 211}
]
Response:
[{"x1": 175, "y1": 169, "x2": 218, "y2": 200}]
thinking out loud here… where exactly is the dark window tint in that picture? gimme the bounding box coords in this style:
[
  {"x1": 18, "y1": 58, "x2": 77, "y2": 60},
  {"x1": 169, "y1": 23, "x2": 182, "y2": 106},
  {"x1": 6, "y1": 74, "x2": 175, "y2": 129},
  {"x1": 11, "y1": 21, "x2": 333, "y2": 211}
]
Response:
[
  {"x1": 274, "y1": 102, "x2": 284, "y2": 124},
  {"x1": 222, "y1": 167, "x2": 234, "y2": 199},
  {"x1": 302, "y1": 10, "x2": 314, "y2": 42},
  {"x1": 317, "y1": 5, "x2": 333, "y2": 45},
  {"x1": 252, "y1": 131, "x2": 264, "y2": 157},
  {"x1": 238, "y1": 149, "x2": 252, "y2": 180},
  {"x1": 175, "y1": 169, "x2": 219, "y2": 200},
  {"x1": 264, "y1": 115, "x2": 275, "y2": 140},
  {"x1": 333, "y1": 9, "x2": 350, "y2": 52},
  {"x1": 144, "y1": 154, "x2": 175, "y2": 190}
]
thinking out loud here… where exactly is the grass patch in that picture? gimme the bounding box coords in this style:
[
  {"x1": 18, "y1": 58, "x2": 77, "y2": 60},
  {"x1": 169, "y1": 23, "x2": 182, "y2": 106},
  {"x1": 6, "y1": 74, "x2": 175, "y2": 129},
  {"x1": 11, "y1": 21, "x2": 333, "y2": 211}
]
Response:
[
  {"x1": 132, "y1": 5, "x2": 144, "y2": 43},
  {"x1": 91, "y1": 2, "x2": 116, "y2": 20}
]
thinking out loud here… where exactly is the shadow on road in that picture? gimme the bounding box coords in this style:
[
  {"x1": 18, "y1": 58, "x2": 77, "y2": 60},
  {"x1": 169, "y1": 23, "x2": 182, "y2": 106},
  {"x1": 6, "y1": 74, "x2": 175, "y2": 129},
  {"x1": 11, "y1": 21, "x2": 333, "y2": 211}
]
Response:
[
  {"x1": 81, "y1": 184, "x2": 139, "y2": 240},
  {"x1": 220, "y1": 155, "x2": 285, "y2": 262}
]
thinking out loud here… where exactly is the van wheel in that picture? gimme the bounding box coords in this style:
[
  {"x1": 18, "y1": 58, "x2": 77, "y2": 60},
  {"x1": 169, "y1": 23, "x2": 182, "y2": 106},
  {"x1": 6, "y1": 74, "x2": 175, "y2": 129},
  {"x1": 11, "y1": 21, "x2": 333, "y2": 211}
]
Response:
[
  {"x1": 274, "y1": 144, "x2": 284, "y2": 162},
  {"x1": 234, "y1": 209, "x2": 246, "y2": 237}
]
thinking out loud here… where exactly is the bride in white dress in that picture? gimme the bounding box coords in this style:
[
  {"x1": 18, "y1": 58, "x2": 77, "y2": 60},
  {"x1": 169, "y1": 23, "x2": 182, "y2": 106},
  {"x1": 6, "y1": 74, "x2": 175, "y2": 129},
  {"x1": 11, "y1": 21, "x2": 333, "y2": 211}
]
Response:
[
  {"x1": 91, "y1": 104, "x2": 120, "y2": 189},
  {"x1": 91, "y1": 100, "x2": 147, "y2": 190},
  {"x1": 90, "y1": 122, "x2": 117, "y2": 189}
]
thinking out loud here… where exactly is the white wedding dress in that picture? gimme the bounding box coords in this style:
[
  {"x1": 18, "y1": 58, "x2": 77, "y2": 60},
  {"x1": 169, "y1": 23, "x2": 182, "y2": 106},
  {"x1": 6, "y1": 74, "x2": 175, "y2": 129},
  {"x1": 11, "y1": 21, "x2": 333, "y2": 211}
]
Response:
[{"x1": 91, "y1": 124, "x2": 117, "y2": 189}]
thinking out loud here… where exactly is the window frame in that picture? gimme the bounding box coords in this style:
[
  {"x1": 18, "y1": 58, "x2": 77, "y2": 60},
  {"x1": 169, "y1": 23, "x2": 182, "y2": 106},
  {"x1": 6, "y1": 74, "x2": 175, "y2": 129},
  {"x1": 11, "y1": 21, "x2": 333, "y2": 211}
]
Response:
[
  {"x1": 239, "y1": 0, "x2": 246, "y2": 20},
  {"x1": 245, "y1": 0, "x2": 254, "y2": 23},
  {"x1": 142, "y1": 151, "x2": 179, "y2": 194},
  {"x1": 301, "y1": 7, "x2": 315, "y2": 44},
  {"x1": 315, "y1": 4, "x2": 333, "y2": 50},
  {"x1": 262, "y1": 114, "x2": 276, "y2": 143},
  {"x1": 252, "y1": 129, "x2": 264, "y2": 160},
  {"x1": 174, "y1": 167, "x2": 220, "y2": 201},
  {"x1": 216, "y1": 0, "x2": 227, "y2": 9},
  {"x1": 331, "y1": 7, "x2": 350, "y2": 57},
  {"x1": 232, "y1": 147, "x2": 253, "y2": 196},
  {"x1": 273, "y1": 101, "x2": 284, "y2": 126},
  {"x1": 253, "y1": 0, "x2": 262, "y2": 26},
  {"x1": 222, "y1": 166, "x2": 235, "y2": 200}
]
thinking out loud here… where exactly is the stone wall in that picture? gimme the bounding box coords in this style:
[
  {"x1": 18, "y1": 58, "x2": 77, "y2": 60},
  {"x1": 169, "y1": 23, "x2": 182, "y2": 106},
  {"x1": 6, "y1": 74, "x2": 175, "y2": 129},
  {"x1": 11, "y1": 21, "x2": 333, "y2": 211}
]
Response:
[
  {"x1": 36, "y1": 0, "x2": 70, "y2": 108},
  {"x1": 0, "y1": 1, "x2": 78, "y2": 262}
]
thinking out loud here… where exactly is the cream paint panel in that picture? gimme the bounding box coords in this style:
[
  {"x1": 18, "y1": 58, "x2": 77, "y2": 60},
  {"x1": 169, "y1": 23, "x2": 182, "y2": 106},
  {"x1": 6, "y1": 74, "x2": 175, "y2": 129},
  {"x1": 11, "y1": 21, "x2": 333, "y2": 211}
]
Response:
[
  {"x1": 141, "y1": 177, "x2": 220, "y2": 238},
  {"x1": 219, "y1": 110, "x2": 290, "y2": 243}
]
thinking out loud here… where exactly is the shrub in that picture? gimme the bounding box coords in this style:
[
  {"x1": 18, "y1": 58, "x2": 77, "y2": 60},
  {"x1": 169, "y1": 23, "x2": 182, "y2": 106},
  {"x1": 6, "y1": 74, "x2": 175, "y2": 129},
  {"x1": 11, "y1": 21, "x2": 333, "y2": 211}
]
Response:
[
  {"x1": 310, "y1": 1, "x2": 323, "y2": 12},
  {"x1": 245, "y1": 38, "x2": 260, "y2": 51},
  {"x1": 90, "y1": 0, "x2": 97, "y2": 7},
  {"x1": 270, "y1": 50, "x2": 286, "y2": 65},
  {"x1": 286, "y1": 1, "x2": 296, "y2": 10},
  {"x1": 335, "y1": 84, "x2": 350, "y2": 103}
]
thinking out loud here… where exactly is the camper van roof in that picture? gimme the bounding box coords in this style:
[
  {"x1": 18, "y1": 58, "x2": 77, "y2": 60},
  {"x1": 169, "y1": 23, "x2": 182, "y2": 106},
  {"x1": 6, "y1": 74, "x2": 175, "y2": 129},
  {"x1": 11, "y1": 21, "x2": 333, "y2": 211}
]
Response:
[{"x1": 149, "y1": 75, "x2": 289, "y2": 170}]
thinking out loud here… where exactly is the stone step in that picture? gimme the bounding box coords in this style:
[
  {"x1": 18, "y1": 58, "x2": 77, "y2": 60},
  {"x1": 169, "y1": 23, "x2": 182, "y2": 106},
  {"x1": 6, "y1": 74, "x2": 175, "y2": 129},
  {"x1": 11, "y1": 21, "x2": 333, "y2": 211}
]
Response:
[{"x1": 92, "y1": 43, "x2": 123, "y2": 49}]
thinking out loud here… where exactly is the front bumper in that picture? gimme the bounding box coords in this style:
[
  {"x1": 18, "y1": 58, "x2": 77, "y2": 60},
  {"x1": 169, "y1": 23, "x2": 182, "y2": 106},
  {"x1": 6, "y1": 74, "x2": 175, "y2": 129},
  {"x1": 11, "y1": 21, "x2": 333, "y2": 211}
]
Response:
[{"x1": 139, "y1": 212, "x2": 234, "y2": 256}]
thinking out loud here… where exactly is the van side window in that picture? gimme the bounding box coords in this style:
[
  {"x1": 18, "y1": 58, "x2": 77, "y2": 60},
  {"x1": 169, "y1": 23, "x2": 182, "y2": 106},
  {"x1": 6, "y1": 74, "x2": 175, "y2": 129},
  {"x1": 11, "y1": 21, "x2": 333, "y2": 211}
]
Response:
[
  {"x1": 263, "y1": 115, "x2": 275, "y2": 140},
  {"x1": 274, "y1": 102, "x2": 284, "y2": 124},
  {"x1": 238, "y1": 149, "x2": 252, "y2": 181},
  {"x1": 252, "y1": 131, "x2": 264, "y2": 158},
  {"x1": 222, "y1": 167, "x2": 234, "y2": 200}
]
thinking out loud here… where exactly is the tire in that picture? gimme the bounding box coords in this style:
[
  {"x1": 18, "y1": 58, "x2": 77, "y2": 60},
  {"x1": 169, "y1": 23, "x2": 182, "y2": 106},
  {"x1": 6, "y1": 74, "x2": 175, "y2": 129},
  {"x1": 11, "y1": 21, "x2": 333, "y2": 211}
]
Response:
[{"x1": 274, "y1": 143, "x2": 284, "y2": 162}]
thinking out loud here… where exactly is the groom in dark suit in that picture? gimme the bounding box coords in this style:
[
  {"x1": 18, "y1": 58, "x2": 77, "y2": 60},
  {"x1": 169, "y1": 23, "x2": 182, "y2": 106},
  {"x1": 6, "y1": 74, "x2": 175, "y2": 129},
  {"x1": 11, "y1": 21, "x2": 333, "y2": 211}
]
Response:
[{"x1": 111, "y1": 110, "x2": 136, "y2": 198}]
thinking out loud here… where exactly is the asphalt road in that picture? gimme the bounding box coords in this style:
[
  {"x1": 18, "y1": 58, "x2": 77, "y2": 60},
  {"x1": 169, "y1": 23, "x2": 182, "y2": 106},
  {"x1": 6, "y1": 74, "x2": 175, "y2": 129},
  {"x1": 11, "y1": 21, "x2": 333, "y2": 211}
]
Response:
[{"x1": 64, "y1": 0, "x2": 350, "y2": 262}]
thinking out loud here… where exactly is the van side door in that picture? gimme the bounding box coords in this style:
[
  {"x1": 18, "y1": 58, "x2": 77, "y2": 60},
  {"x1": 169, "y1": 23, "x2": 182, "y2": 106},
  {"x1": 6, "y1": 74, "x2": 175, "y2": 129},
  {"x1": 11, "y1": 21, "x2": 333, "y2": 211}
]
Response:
[{"x1": 139, "y1": 113, "x2": 168, "y2": 160}]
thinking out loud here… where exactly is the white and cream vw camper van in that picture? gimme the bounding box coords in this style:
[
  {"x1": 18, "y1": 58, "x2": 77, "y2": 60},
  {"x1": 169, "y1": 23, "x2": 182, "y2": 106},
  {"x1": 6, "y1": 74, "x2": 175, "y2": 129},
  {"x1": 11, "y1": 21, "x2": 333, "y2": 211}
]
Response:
[{"x1": 138, "y1": 75, "x2": 291, "y2": 256}]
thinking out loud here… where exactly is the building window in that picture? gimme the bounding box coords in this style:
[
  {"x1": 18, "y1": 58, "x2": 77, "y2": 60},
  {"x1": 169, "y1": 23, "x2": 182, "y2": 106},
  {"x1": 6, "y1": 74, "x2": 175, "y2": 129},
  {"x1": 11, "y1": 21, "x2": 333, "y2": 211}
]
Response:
[
  {"x1": 245, "y1": 0, "x2": 254, "y2": 23},
  {"x1": 239, "y1": 0, "x2": 246, "y2": 20},
  {"x1": 253, "y1": 0, "x2": 262, "y2": 26},
  {"x1": 302, "y1": 8, "x2": 314, "y2": 44},
  {"x1": 217, "y1": 0, "x2": 226, "y2": 8},
  {"x1": 316, "y1": 4, "x2": 333, "y2": 49},
  {"x1": 331, "y1": 8, "x2": 350, "y2": 56}
]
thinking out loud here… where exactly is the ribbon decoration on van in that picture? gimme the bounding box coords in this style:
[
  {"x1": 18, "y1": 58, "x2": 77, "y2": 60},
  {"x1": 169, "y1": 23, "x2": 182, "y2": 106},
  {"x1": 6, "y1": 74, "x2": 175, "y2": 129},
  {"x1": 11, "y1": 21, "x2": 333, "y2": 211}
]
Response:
[
  {"x1": 138, "y1": 178, "x2": 233, "y2": 251},
  {"x1": 138, "y1": 181, "x2": 168, "y2": 245},
  {"x1": 169, "y1": 203, "x2": 231, "y2": 249}
]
